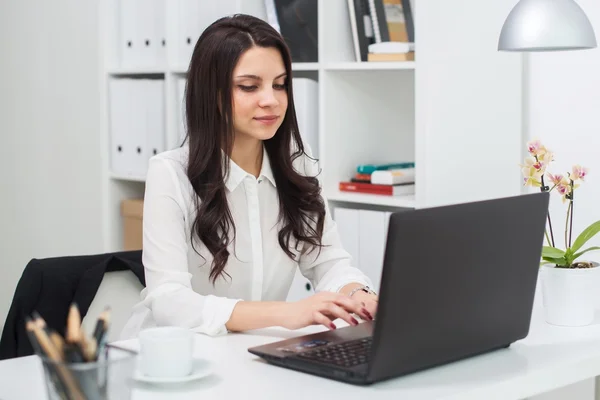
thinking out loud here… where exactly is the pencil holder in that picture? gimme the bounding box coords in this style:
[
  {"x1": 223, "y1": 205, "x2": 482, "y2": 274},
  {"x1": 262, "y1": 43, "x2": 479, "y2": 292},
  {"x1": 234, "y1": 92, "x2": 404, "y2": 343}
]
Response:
[{"x1": 39, "y1": 345, "x2": 137, "y2": 400}]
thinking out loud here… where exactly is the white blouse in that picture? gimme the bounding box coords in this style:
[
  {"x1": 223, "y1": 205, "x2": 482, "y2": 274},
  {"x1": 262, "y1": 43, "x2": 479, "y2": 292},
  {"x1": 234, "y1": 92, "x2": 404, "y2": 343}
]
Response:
[{"x1": 119, "y1": 145, "x2": 371, "y2": 339}]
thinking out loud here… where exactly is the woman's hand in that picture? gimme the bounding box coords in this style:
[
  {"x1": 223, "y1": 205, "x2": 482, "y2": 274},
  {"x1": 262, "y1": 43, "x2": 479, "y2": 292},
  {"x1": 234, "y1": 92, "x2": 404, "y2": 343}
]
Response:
[
  {"x1": 283, "y1": 292, "x2": 374, "y2": 331},
  {"x1": 350, "y1": 290, "x2": 378, "y2": 319}
]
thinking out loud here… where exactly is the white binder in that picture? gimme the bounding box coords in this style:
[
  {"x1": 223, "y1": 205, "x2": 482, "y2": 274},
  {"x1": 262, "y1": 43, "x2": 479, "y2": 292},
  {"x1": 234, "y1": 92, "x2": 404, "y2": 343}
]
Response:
[
  {"x1": 176, "y1": 77, "x2": 187, "y2": 145},
  {"x1": 119, "y1": 0, "x2": 140, "y2": 67},
  {"x1": 109, "y1": 78, "x2": 146, "y2": 177},
  {"x1": 153, "y1": 0, "x2": 167, "y2": 67},
  {"x1": 177, "y1": 0, "x2": 201, "y2": 67},
  {"x1": 109, "y1": 79, "x2": 129, "y2": 175},
  {"x1": 198, "y1": 1, "x2": 217, "y2": 34},
  {"x1": 145, "y1": 80, "x2": 166, "y2": 161},
  {"x1": 134, "y1": 0, "x2": 156, "y2": 67},
  {"x1": 119, "y1": 0, "x2": 166, "y2": 68},
  {"x1": 213, "y1": 1, "x2": 242, "y2": 24},
  {"x1": 130, "y1": 80, "x2": 149, "y2": 176},
  {"x1": 292, "y1": 78, "x2": 319, "y2": 158}
]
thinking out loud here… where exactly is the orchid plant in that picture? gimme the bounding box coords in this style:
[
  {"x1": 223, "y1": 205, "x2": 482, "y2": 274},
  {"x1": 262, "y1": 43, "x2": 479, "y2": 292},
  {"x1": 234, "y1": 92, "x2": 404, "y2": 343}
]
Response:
[{"x1": 521, "y1": 139, "x2": 600, "y2": 268}]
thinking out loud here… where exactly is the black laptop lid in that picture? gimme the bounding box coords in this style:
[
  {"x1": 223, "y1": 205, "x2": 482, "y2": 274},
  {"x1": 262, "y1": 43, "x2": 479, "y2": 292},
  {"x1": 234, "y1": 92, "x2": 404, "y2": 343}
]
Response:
[{"x1": 368, "y1": 192, "x2": 549, "y2": 381}]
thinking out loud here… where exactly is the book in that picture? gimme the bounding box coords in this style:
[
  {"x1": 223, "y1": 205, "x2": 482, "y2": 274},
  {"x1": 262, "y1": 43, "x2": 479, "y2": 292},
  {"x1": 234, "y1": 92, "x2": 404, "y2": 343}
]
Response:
[
  {"x1": 367, "y1": 0, "x2": 414, "y2": 43},
  {"x1": 339, "y1": 181, "x2": 415, "y2": 196},
  {"x1": 348, "y1": 0, "x2": 375, "y2": 61},
  {"x1": 370, "y1": 168, "x2": 415, "y2": 185},
  {"x1": 272, "y1": 0, "x2": 318, "y2": 62},
  {"x1": 368, "y1": 52, "x2": 414, "y2": 62},
  {"x1": 351, "y1": 173, "x2": 372, "y2": 183},
  {"x1": 356, "y1": 162, "x2": 415, "y2": 174}
]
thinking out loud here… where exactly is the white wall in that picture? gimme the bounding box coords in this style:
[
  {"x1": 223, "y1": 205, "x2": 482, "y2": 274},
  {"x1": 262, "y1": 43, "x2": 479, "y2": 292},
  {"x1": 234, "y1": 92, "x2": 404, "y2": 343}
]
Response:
[
  {"x1": 526, "y1": 1, "x2": 600, "y2": 399},
  {"x1": 0, "y1": 1, "x2": 105, "y2": 333},
  {"x1": 0, "y1": 1, "x2": 599, "y2": 396}
]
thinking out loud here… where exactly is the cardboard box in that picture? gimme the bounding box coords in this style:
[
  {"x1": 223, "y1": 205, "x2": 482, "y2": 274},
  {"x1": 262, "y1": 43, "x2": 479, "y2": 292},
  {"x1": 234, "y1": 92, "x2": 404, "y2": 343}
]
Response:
[{"x1": 121, "y1": 199, "x2": 144, "y2": 251}]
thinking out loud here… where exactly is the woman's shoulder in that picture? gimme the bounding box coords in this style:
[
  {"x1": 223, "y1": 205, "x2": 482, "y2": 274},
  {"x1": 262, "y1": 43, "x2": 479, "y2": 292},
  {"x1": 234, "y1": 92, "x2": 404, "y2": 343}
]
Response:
[
  {"x1": 146, "y1": 145, "x2": 193, "y2": 206},
  {"x1": 152, "y1": 145, "x2": 188, "y2": 166},
  {"x1": 148, "y1": 145, "x2": 189, "y2": 178}
]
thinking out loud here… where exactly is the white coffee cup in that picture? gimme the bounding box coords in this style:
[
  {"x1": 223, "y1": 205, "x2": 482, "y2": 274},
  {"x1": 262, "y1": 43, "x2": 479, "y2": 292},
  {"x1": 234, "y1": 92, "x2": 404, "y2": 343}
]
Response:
[{"x1": 138, "y1": 326, "x2": 194, "y2": 378}]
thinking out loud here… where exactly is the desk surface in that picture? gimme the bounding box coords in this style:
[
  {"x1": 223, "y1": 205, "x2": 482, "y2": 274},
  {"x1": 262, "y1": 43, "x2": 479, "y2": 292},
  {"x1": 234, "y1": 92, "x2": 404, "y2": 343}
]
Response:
[{"x1": 2, "y1": 288, "x2": 600, "y2": 400}]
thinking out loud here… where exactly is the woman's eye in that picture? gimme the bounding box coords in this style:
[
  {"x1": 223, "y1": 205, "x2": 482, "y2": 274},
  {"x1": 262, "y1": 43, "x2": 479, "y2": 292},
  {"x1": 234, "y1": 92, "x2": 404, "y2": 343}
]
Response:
[
  {"x1": 273, "y1": 84, "x2": 286, "y2": 90},
  {"x1": 238, "y1": 85, "x2": 257, "y2": 92}
]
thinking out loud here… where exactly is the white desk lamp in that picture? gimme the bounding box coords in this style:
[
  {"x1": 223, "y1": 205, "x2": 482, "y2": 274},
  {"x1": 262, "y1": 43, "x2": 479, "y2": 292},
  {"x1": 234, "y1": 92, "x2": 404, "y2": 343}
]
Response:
[{"x1": 498, "y1": 0, "x2": 597, "y2": 51}]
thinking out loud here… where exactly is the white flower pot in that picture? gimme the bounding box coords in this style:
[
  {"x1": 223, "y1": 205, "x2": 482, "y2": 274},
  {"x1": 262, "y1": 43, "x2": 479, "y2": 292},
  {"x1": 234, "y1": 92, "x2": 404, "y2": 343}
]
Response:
[{"x1": 540, "y1": 263, "x2": 600, "y2": 327}]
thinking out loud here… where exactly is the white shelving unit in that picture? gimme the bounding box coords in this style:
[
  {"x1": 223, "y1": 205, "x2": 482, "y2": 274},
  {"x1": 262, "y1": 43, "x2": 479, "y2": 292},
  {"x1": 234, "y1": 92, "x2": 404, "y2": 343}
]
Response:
[{"x1": 99, "y1": 0, "x2": 524, "y2": 287}]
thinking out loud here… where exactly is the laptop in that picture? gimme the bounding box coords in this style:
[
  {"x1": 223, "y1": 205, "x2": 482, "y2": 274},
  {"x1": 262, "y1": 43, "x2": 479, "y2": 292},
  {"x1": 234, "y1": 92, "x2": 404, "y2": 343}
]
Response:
[{"x1": 248, "y1": 192, "x2": 550, "y2": 385}]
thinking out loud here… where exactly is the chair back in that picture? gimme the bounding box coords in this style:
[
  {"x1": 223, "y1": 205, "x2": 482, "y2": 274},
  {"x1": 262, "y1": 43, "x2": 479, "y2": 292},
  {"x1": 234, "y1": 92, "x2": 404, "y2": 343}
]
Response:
[{"x1": 82, "y1": 269, "x2": 144, "y2": 343}]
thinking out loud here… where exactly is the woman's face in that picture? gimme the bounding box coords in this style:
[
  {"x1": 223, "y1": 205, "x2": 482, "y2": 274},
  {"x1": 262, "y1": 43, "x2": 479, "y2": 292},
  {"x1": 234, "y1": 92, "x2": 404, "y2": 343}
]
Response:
[{"x1": 231, "y1": 46, "x2": 288, "y2": 143}]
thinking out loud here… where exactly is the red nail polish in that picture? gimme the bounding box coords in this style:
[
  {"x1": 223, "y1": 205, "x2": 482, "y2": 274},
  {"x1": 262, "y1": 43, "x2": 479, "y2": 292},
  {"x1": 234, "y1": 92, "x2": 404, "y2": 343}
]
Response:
[
  {"x1": 330, "y1": 322, "x2": 336, "y2": 330},
  {"x1": 362, "y1": 308, "x2": 373, "y2": 320},
  {"x1": 351, "y1": 317, "x2": 359, "y2": 326}
]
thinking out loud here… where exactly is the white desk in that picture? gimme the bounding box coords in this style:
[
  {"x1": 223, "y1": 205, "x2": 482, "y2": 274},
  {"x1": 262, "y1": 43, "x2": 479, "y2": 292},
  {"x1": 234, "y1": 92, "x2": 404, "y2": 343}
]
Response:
[{"x1": 2, "y1": 291, "x2": 600, "y2": 400}]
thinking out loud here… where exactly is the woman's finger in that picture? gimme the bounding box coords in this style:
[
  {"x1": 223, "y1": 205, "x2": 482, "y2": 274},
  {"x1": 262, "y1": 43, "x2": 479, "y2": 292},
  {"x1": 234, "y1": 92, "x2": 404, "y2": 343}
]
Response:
[
  {"x1": 322, "y1": 303, "x2": 359, "y2": 327},
  {"x1": 332, "y1": 295, "x2": 373, "y2": 321},
  {"x1": 360, "y1": 299, "x2": 378, "y2": 320},
  {"x1": 312, "y1": 311, "x2": 336, "y2": 330}
]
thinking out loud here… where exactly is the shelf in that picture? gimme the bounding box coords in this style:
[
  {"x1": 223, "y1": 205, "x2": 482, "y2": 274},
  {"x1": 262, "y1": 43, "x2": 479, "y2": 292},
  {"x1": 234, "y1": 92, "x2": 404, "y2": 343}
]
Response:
[
  {"x1": 291, "y1": 62, "x2": 320, "y2": 71},
  {"x1": 110, "y1": 173, "x2": 146, "y2": 183},
  {"x1": 323, "y1": 61, "x2": 415, "y2": 71},
  {"x1": 107, "y1": 62, "x2": 413, "y2": 75},
  {"x1": 107, "y1": 66, "x2": 166, "y2": 75},
  {"x1": 325, "y1": 190, "x2": 415, "y2": 208},
  {"x1": 168, "y1": 63, "x2": 319, "y2": 74},
  {"x1": 170, "y1": 66, "x2": 188, "y2": 74}
]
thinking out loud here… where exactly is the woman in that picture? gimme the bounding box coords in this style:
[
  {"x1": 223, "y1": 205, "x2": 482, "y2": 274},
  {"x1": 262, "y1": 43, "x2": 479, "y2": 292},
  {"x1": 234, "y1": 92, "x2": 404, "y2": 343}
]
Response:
[{"x1": 120, "y1": 14, "x2": 378, "y2": 339}]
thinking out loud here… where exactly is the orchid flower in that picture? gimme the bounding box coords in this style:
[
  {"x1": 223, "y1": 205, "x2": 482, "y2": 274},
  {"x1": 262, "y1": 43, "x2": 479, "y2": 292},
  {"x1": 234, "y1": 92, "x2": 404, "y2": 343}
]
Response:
[
  {"x1": 524, "y1": 140, "x2": 600, "y2": 268},
  {"x1": 571, "y1": 164, "x2": 588, "y2": 181},
  {"x1": 520, "y1": 156, "x2": 543, "y2": 187}
]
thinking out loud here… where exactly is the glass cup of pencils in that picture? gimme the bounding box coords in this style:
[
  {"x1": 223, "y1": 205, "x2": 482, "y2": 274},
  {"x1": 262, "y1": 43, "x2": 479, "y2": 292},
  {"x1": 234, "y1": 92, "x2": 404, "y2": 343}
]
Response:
[{"x1": 26, "y1": 304, "x2": 138, "y2": 400}]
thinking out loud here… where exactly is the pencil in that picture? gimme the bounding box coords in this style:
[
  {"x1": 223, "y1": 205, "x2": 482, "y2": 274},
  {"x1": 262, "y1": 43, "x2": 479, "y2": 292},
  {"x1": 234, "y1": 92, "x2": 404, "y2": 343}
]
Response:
[
  {"x1": 93, "y1": 307, "x2": 111, "y2": 359},
  {"x1": 49, "y1": 332, "x2": 65, "y2": 362},
  {"x1": 82, "y1": 336, "x2": 98, "y2": 362},
  {"x1": 25, "y1": 319, "x2": 69, "y2": 400},
  {"x1": 30, "y1": 319, "x2": 85, "y2": 400},
  {"x1": 31, "y1": 311, "x2": 66, "y2": 362},
  {"x1": 31, "y1": 311, "x2": 47, "y2": 331},
  {"x1": 66, "y1": 303, "x2": 82, "y2": 344},
  {"x1": 25, "y1": 317, "x2": 44, "y2": 356},
  {"x1": 92, "y1": 306, "x2": 110, "y2": 343}
]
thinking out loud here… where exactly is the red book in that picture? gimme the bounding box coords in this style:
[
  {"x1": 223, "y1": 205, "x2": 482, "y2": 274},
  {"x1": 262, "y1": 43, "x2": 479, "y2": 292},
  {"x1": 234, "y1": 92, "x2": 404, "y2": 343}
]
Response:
[{"x1": 339, "y1": 181, "x2": 414, "y2": 196}]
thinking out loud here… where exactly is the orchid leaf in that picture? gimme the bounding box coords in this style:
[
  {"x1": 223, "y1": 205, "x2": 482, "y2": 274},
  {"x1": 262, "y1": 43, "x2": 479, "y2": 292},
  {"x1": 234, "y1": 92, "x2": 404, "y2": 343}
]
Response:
[
  {"x1": 572, "y1": 246, "x2": 600, "y2": 262},
  {"x1": 542, "y1": 246, "x2": 565, "y2": 259},
  {"x1": 542, "y1": 256, "x2": 568, "y2": 266},
  {"x1": 571, "y1": 221, "x2": 600, "y2": 253}
]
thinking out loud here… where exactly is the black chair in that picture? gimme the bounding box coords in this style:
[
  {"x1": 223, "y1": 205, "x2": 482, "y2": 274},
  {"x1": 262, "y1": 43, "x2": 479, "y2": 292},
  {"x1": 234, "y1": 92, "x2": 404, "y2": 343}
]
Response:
[{"x1": 0, "y1": 251, "x2": 145, "y2": 360}]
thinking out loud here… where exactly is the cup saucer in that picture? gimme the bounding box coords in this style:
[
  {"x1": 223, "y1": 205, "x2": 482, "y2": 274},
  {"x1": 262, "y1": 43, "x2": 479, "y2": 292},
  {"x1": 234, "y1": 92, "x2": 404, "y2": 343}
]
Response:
[{"x1": 134, "y1": 358, "x2": 213, "y2": 384}]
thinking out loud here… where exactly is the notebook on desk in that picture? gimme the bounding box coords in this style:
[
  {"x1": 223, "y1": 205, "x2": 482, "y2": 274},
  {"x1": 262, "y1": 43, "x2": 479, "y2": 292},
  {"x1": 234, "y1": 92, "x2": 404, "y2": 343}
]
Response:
[{"x1": 248, "y1": 192, "x2": 550, "y2": 385}]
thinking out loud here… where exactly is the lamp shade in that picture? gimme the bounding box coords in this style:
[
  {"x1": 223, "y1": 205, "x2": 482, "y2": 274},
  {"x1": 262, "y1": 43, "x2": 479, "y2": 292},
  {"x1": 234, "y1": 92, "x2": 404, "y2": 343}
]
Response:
[{"x1": 498, "y1": 0, "x2": 597, "y2": 51}]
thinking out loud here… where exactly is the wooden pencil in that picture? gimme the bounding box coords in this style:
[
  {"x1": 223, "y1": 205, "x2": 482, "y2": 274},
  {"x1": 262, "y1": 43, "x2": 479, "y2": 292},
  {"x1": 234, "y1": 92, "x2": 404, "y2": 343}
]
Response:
[
  {"x1": 31, "y1": 311, "x2": 66, "y2": 362},
  {"x1": 82, "y1": 336, "x2": 98, "y2": 362},
  {"x1": 25, "y1": 318, "x2": 44, "y2": 356},
  {"x1": 29, "y1": 319, "x2": 85, "y2": 400},
  {"x1": 66, "y1": 303, "x2": 82, "y2": 344},
  {"x1": 49, "y1": 332, "x2": 65, "y2": 362}
]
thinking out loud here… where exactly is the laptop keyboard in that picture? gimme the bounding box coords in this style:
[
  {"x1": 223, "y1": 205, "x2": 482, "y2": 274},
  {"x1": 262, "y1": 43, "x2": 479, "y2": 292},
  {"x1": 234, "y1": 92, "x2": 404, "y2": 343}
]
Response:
[{"x1": 296, "y1": 338, "x2": 372, "y2": 368}]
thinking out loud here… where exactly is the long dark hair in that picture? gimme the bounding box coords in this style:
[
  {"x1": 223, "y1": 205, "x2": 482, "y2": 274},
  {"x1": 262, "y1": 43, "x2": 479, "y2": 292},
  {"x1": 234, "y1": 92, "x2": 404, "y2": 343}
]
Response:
[{"x1": 184, "y1": 14, "x2": 325, "y2": 285}]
